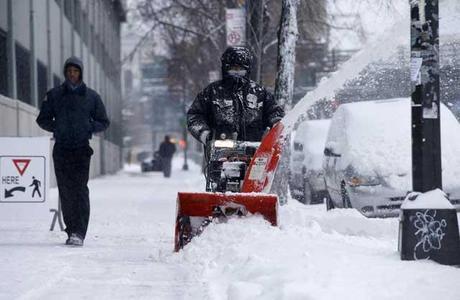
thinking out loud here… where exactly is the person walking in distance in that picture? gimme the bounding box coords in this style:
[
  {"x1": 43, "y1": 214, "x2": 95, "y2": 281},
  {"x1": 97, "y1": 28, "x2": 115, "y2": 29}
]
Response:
[
  {"x1": 36, "y1": 56, "x2": 110, "y2": 246},
  {"x1": 159, "y1": 135, "x2": 176, "y2": 178}
]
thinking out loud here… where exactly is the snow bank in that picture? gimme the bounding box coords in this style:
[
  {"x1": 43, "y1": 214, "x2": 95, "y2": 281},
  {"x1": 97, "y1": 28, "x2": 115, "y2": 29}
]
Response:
[
  {"x1": 166, "y1": 200, "x2": 460, "y2": 300},
  {"x1": 2, "y1": 157, "x2": 460, "y2": 299}
]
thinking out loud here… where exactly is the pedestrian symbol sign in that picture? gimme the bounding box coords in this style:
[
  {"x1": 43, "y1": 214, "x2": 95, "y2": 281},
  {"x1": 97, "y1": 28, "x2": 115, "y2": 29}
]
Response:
[
  {"x1": 0, "y1": 156, "x2": 46, "y2": 203},
  {"x1": 0, "y1": 137, "x2": 50, "y2": 204}
]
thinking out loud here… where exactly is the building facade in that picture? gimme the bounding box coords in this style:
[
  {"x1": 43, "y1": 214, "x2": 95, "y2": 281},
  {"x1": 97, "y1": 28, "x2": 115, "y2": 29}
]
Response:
[{"x1": 0, "y1": 0, "x2": 125, "y2": 176}]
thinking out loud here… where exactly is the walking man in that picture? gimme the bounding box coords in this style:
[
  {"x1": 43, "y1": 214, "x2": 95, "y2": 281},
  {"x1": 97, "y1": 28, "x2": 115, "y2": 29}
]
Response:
[
  {"x1": 158, "y1": 135, "x2": 176, "y2": 178},
  {"x1": 36, "y1": 56, "x2": 110, "y2": 246}
]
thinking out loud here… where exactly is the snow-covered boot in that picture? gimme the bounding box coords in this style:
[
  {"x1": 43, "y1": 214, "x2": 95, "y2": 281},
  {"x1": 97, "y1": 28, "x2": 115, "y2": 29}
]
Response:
[{"x1": 68, "y1": 233, "x2": 84, "y2": 246}]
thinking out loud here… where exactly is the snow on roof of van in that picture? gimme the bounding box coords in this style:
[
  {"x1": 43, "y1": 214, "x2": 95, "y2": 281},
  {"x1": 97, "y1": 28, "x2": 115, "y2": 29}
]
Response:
[
  {"x1": 326, "y1": 98, "x2": 460, "y2": 190},
  {"x1": 295, "y1": 119, "x2": 331, "y2": 170}
]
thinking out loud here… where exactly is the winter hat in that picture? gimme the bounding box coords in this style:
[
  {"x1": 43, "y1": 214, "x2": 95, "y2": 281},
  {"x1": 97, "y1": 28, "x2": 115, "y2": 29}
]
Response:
[
  {"x1": 63, "y1": 56, "x2": 84, "y2": 80},
  {"x1": 221, "y1": 47, "x2": 252, "y2": 75}
]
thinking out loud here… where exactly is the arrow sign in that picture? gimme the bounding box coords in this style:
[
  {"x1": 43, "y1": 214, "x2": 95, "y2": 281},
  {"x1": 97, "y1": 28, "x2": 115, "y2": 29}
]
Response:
[
  {"x1": 13, "y1": 159, "x2": 31, "y2": 176},
  {"x1": 5, "y1": 186, "x2": 26, "y2": 198}
]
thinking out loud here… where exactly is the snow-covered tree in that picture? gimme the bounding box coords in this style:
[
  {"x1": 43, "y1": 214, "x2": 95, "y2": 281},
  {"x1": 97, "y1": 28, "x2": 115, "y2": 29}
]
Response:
[
  {"x1": 272, "y1": 0, "x2": 299, "y2": 205},
  {"x1": 274, "y1": 0, "x2": 299, "y2": 110}
]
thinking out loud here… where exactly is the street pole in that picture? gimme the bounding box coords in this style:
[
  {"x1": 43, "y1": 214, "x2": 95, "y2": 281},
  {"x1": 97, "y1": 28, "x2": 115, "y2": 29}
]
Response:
[
  {"x1": 411, "y1": 0, "x2": 441, "y2": 192},
  {"x1": 182, "y1": 83, "x2": 189, "y2": 171},
  {"x1": 399, "y1": 0, "x2": 460, "y2": 266}
]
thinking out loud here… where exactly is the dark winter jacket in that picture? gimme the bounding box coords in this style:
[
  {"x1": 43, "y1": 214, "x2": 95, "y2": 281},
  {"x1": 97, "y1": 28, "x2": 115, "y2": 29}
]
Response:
[
  {"x1": 36, "y1": 57, "x2": 110, "y2": 149},
  {"x1": 187, "y1": 79, "x2": 284, "y2": 142},
  {"x1": 159, "y1": 141, "x2": 176, "y2": 159}
]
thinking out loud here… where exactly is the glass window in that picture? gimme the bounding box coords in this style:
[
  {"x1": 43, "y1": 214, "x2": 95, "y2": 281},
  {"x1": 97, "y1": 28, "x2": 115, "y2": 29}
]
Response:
[
  {"x1": 15, "y1": 43, "x2": 31, "y2": 104},
  {"x1": 0, "y1": 30, "x2": 8, "y2": 97}
]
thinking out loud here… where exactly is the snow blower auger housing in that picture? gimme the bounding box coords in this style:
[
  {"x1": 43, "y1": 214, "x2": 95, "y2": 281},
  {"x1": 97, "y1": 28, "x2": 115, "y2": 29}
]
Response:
[{"x1": 174, "y1": 123, "x2": 285, "y2": 251}]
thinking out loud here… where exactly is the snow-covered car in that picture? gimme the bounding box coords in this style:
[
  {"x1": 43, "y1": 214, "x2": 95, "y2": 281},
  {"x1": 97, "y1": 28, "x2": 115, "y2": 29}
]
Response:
[
  {"x1": 323, "y1": 98, "x2": 460, "y2": 217},
  {"x1": 290, "y1": 119, "x2": 331, "y2": 204}
]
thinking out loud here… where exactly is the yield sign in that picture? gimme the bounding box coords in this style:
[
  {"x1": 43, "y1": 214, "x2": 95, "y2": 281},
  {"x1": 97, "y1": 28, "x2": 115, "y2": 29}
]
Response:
[{"x1": 12, "y1": 159, "x2": 31, "y2": 176}]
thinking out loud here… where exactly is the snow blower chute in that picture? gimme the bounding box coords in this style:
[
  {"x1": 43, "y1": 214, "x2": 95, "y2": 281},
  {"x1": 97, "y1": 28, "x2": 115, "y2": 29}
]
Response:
[{"x1": 174, "y1": 123, "x2": 284, "y2": 251}]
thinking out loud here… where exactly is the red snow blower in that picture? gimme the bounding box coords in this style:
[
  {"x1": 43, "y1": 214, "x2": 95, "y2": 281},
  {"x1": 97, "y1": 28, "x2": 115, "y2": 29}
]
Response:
[{"x1": 174, "y1": 123, "x2": 285, "y2": 251}]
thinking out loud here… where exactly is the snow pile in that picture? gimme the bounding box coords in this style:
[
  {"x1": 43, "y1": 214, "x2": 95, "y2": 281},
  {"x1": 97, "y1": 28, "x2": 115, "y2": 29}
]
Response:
[
  {"x1": 167, "y1": 201, "x2": 460, "y2": 300},
  {"x1": 325, "y1": 98, "x2": 460, "y2": 190},
  {"x1": 294, "y1": 119, "x2": 331, "y2": 170},
  {"x1": 1, "y1": 157, "x2": 460, "y2": 299},
  {"x1": 401, "y1": 189, "x2": 455, "y2": 210}
]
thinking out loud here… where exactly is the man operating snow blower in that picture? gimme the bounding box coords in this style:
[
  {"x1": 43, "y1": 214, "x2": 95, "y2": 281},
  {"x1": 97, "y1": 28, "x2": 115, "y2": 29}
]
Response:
[
  {"x1": 187, "y1": 46, "x2": 285, "y2": 192},
  {"x1": 173, "y1": 47, "x2": 284, "y2": 251},
  {"x1": 187, "y1": 46, "x2": 284, "y2": 146}
]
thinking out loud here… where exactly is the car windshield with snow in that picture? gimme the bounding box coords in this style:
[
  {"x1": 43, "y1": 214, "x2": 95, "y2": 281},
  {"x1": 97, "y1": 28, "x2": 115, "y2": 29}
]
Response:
[{"x1": 323, "y1": 98, "x2": 460, "y2": 217}]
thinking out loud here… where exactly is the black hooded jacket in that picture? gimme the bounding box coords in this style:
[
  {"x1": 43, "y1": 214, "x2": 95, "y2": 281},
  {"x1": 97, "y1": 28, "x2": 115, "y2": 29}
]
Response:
[
  {"x1": 187, "y1": 47, "x2": 284, "y2": 142},
  {"x1": 36, "y1": 56, "x2": 110, "y2": 149}
]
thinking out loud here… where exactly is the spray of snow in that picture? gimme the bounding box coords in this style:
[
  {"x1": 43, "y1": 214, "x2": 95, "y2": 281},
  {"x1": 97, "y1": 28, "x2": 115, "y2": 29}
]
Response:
[
  {"x1": 282, "y1": 0, "x2": 460, "y2": 134},
  {"x1": 282, "y1": 13, "x2": 410, "y2": 132}
]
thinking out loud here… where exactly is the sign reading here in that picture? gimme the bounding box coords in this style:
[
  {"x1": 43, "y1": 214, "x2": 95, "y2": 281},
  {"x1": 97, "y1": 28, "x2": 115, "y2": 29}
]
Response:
[{"x1": 0, "y1": 156, "x2": 46, "y2": 203}]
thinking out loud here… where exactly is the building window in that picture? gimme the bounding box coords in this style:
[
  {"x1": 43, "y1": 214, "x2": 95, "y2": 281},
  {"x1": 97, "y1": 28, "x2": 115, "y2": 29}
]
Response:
[
  {"x1": 0, "y1": 29, "x2": 8, "y2": 97},
  {"x1": 15, "y1": 43, "x2": 31, "y2": 104},
  {"x1": 64, "y1": 0, "x2": 72, "y2": 22},
  {"x1": 53, "y1": 74, "x2": 61, "y2": 88},
  {"x1": 74, "y1": 0, "x2": 81, "y2": 35},
  {"x1": 82, "y1": 12, "x2": 89, "y2": 45},
  {"x1": 37, "y1": 60, "x2": 48, "y2": 107}
]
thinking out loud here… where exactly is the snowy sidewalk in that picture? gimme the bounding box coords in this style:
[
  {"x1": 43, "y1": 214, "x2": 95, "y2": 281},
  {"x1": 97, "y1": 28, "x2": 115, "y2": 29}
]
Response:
[
  {"x1": 1, "y1": 156, "x2": 460, "y2": 300},
  {"x1": 0, "y1": 157, "x2": 206, "y2": 299}
]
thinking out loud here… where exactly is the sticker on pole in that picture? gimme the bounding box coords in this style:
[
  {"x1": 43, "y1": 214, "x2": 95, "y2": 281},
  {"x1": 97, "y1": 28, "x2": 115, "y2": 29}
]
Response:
[{"x1": 0, "y1": 137, "x2": 50, "y2": 204}]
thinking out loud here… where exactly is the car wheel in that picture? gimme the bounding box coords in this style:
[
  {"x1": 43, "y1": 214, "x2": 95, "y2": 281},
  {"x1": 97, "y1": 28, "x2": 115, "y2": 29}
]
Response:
[
  {"x1": 326, "y1": 195, "x2": 335, "y2": 210},
  {"x1": 320, "y1": 191, "x2": 330, "y2": 204},
  {"x1": 340, "y1": 181, "x2": 353, "y2": 208},
  {"x1": 303, "y1": 180, "x2": 313, "y2": 205}
]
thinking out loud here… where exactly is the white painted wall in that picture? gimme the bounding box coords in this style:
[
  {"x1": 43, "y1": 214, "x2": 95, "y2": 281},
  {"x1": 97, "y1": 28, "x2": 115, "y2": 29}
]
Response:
[{"x1": 0, "y1": 96, "x2": 18, "y2": 136}]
